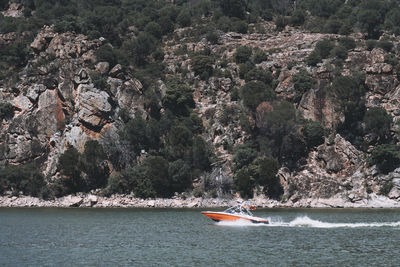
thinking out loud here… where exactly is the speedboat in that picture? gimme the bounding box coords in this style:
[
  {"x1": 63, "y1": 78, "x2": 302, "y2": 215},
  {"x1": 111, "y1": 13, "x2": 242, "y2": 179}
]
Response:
[{"x1": 201, "y1": 202, "x2": 269, "y2": 224}]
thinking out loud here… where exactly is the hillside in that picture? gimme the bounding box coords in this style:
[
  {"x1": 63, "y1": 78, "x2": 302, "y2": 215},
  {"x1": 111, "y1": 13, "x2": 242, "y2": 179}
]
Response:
[{"x1": 1, "y1": 0, "x2": 400, "y2": 207}]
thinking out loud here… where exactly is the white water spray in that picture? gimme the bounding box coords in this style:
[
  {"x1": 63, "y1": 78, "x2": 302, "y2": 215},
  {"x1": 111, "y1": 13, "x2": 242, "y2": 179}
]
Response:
[{"x1": 216, "y1": 216, "x2": 400, "y2": 228}]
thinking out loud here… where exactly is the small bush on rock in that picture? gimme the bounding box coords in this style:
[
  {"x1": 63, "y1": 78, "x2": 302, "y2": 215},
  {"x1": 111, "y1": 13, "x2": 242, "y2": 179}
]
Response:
[
  {"x1": 0, "y1": 102, "x2": 14, "y2": 120},
  {"x1": 234, "y1": 46, "x2": 252, "y2": 63},
  {"x1": 369, "y1": 144, "x2": 400, "y2": 174},
  {"x1": 240, "y1": 81, "x2": 275, "y2": 111}
]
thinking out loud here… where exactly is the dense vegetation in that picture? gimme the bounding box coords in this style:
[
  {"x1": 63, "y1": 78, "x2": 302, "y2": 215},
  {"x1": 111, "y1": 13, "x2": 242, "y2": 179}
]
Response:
[{"x1": 1, "y1": 0, "x2": 400, "y2": 199}]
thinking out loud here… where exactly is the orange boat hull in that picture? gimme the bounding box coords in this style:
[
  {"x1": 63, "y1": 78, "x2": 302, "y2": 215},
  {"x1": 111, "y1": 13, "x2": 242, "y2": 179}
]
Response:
[{"x1": 201, "y1": 211, "x2": 268, "y2": 224}]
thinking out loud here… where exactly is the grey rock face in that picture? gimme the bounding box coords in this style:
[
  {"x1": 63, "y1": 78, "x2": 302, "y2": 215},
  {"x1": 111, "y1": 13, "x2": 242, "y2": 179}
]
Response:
[
  {"x1": 76, "y1": 84, "x2": 112, "y2": 129},
  {"x1": 26, "y1": 84, "x2": 46, "y2": 102},
  {"x1": 2, "y1": 23, "x2": 400, "y2": 208},
  {"x1": 35, "y1": 90, "x2": 61, "y2": 137},
  {"x1": 109, "y1": 64, "x2": 123, "y2": 78},
  {"x1": 95, "y1": 62, "x2": 110, "y2": 75},
  {"x1": 74, "y1": 68, "x2": 91, "y2": 85}
]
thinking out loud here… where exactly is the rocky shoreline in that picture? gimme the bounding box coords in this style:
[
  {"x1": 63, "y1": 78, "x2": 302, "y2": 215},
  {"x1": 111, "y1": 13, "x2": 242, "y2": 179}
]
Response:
[{"x1": 1, "y1": 193, "x2": 400, "y2": 208}]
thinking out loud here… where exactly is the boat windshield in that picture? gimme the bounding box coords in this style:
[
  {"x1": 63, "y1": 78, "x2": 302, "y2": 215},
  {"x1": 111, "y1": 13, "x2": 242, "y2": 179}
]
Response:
[{"x1": 224, "y1": 202, "x2": 254, "y2": 216}]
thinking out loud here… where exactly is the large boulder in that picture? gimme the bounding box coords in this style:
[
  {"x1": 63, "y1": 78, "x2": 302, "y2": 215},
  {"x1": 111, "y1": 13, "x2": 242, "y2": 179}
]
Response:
[
  {"x1": 284, "y1": 134, "x2": 365, "y2": 200},
  {"x1": 26, "y1": 84, "x2": 46, "y2": 103},
  {"x1": 115, "y1": 78, "x2": 145, "y2": 116},
  {"x1": 46, "y1": 31, "x2": 101, "y2": 59},
  {"x1": 299, "y1": 87, "x2": 340, "y2": 129},
  {"x1": 317, "y1": 134, "x2": 364, "y2": 175},
  {"x1": 75, "y1": 84, "x2": 112, "y2": 129},
  {"x1": 35, "y1": 90, "x2": 63, "y2": 137},
  {"x1": 13, "y1": 95, "x2": 32, "y2": 112},
  {"x1": 30, "y1": 25, "x2": 56, "y2": 53},
  {"x1": 95, "y1": 62, "x2": 110, "y2": 75}
]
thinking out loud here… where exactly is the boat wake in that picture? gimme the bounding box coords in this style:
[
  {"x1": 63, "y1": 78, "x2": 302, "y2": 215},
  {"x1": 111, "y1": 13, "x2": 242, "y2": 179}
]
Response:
[{"x1": 216, "y1": 216, "x2": 400, "y2": 228}]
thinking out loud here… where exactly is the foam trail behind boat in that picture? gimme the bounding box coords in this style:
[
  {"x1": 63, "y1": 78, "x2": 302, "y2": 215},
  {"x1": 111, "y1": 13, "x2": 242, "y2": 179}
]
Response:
[
  {"x1": 269, "y1": 216, "x2": 400, "y2": 228},
  {"x1": 216, "y1": 216, "x2": 400, "y2": 228}
]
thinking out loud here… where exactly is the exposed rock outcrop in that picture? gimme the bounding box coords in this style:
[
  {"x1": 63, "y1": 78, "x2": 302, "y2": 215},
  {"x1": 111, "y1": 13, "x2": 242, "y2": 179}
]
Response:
[{"x1": 2, "y1": 23, "x2": 400, "y2": 207}]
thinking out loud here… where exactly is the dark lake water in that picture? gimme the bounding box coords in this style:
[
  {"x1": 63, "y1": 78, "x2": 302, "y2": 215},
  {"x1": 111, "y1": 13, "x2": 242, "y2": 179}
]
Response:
[{"x1": 1, "y1": 208, "x2": 400, "y2": 266}]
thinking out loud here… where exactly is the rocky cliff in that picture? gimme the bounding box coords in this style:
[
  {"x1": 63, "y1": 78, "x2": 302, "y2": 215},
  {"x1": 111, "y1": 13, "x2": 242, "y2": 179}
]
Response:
[{"x1": 2, "y1": 16, "x2": 400, "y2": 206}]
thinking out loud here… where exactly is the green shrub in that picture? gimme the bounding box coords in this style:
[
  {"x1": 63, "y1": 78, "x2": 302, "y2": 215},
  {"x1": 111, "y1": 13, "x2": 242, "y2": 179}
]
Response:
[
  {"x1": 232, "y1": 20, "x2": 248, "y2": 33},
  {"x1": 252, "y1": 157, "x2": 282, "y2": 199},
  {"x1": 206, "y1": 30, "x2": 219, "y2": 44},
  {"x1": 244, "y1": 67, "x2": 273, "y2": 85},
  {"x1": 216, "y1": 15, "x2": 232, "y2": 32},
  {"x1": 90, "y1": 71, "x2": 108, "y2": 90},
  {"x1": 380, "y1": 181, "x2": 394, "y2": 196},
  {"x1": 232, "y1": 144, "x2": 257, "y2": 172},
  {"x1": 177, "y1": 9, "x2": 191, "y2": 27},
  {"x1": 377, "y1": 41, "x2": 394, "y2": 52},
  {"x1": 301, "y1": 0, "x2": 343, "y2": 17},
  {"x1": 280, "y1": 131, "x2": 308, "y2": 169},
  {"x1": 167, "y1": 123, "x2": 193, "y2": 150},
  {"x1": 0, "y1": 102, "x2": 14, "y2": 120},
  {"x1": 240, "y1": 81, "x2": 275, "y2": 111},
  {"x1": 339, "y1": 37, "x2": 356, "y2": 50},
  {"x1": 192, "y1": 136, "x2": 211, "y2": 171},
  {"x1": 253, "y1": 49, "x2": 268, "y2": 64},
  {"x1": 120, "y1": 117, "x2": 161, "y2": 154},
  {"x1": 123, "y1": 165, "x2": 156, "y2": 198},
  {"x1": 384, "y1": 54, "x2": 398, "y2": 66},
  {"x1": 57, "y1": 141, "x2": 109, "y2": 195},
  {"x1": 0, "y1": 41, "x2": 30, "y2": 78},
  {"x1": 365, "y1": 39, "x2": 378, "y2": 51},
  {"x1": 330, "y1": 45, "x2": 348, "y2": 60},
  {"x1": 0, "y1": 0, "x2": 8, "y2": 10},
  {"x1": 238, "y1": 62, "x2": 253, "y2": 79},
  {"x1": 140, "y1": 156, "x2": 170, "y2": 197},
  {"x1": 357, "y1": 8, "x2": 382, "y2": 39},
  {"x1": 338, "y1": 21, "x2": 353, "y2": 35},
  {"x1": 292, "y1": 69, "x2": 315, "y2": 94},
  {"x1": 303, "y1": 120, "x2": 324, "y2": 148},
  {"x1": 337, "y1": 99, "x2": 367, "y2": 150},
  {"x1": 113, "y1": 156, "x2": 174, "y2": 198},
  {"x1": 220, "y1": 0, "x2": 246, "y2": 19},
  {"x1": 152, "y1": 48, "x2": 165, "y2": 61},
  {"x1": 301, "y1": 39, "x2": 336, "y2": 65},
  {"x1": 158, "y1": 15, "x2": 175, "y2": 35},
  {"x1": 0, "y1": 164, "x2": 45, "y2": 197},
  {"x1": 191, "y1": 55, "x2": 214, "y2": 79},
  {"x1": 306, "y1": 51, "x2": 322, "y2": 66},
  {"x1": 290, "y1": 9, "x2": 306, "y2": 26},
  {"x1": 81, "y1": 140, "x2": 108, "y2": 189},
  {"x1": 163, "y1": 80, "x2": 195, "y2": 116},
  {"x1": 58, "y1": 147, "x2": 84, "y2": 194},
  {"x1": 275, "y1": 15, "x2": 288, "y2": 31},
  {"x1": 363, "y1": 107, "x2": 392, "y2": 143},
  {"x1": 256, "y1": 101, "x2": 299, "y2": 162},
  {"x1": 330, "y1": 74, "x2": 366, "y2": 104},
  {"x1": 234, "y1": 46, "x2": 252, "y2": 63},
  {"x1": 385, "y1": 8, "x2": 400, "y2": 35},
  {"x1": 315, "y1": 39, "x2": 335, "y2": 59},
  {"x1": 369, "y1": 144, "x2": 400, "y2": 174},
  {"x1": 234, "y1": 167, "x2": 256, "y2": 198},
  {"x1": 233, "y1": 155, "x2": 282, "y2": 199},
  {"x1": 168, "y1": 159, "x2": 192, "y2": 193},
  {"x1": 103, "y1": 172, "x2": 127, "y2": 196},
  {"x1": 120, "y1": 32, "x2": 157, "y2": 66},
  {"x1": 324, "y1": 17, "x2": 343, "y2": 34},
  {"x1": 95, "y1": 45, "x2": 118, "y2": 67},
  {"x1": 144, "y1": 21, "x2": 162, "y2": 39}
]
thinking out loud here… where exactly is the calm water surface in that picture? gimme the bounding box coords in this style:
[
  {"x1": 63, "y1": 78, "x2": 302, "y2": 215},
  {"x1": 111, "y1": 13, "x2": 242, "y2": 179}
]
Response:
[{"x1": 1, "y1": 208, "x2": 400, "y2": 266}]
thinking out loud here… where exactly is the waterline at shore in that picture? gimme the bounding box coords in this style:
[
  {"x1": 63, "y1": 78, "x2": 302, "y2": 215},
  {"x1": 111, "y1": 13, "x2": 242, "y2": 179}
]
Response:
[{"x1": 2, "y1": 192, "x2": 400, "y2": 208}]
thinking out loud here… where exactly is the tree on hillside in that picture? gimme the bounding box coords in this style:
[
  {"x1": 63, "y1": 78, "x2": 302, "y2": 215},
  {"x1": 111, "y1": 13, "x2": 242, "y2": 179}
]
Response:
[{"x1": 219, "y1": 0, "x2": 246, "y2": 19}]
